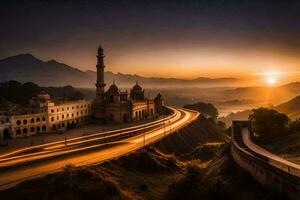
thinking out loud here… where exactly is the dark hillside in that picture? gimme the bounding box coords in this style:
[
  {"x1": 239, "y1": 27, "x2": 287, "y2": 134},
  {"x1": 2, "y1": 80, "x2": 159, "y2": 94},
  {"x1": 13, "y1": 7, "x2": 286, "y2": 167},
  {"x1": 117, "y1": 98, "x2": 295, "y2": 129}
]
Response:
[
  {"x1": 154, "y1": 115, "x2": 228, "y2": 155},
  {"x1": 0, "y1": 115, "x2": 287, "y2": 200}
]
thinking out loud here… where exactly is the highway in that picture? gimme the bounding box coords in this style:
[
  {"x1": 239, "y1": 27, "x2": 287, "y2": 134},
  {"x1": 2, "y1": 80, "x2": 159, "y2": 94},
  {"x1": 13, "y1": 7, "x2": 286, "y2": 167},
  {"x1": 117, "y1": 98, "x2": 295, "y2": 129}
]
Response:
[
  {"x1": 0, "y1": 107, "x2": 199, "y2": 190},
  {"x1": 241, "y1": 128, "x2": 300, "y2": 177}
]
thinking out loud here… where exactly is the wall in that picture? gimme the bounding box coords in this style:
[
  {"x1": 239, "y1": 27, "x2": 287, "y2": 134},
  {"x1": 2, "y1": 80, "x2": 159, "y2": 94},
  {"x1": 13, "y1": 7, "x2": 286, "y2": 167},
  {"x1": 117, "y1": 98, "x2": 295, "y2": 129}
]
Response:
[{"x1": 231, "y1": 121, "x2": 300, "y2": 200}]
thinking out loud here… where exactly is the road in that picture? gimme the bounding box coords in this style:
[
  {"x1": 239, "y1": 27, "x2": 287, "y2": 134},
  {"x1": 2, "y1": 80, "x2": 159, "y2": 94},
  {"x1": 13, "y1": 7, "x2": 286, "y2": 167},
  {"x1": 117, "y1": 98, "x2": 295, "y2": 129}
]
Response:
[
  {"x1": 241, "y1": 128, "x2": 300, "y2": 177},
  {"x1": 0, "y1": 107, "x2": 199, "y2": 190}
]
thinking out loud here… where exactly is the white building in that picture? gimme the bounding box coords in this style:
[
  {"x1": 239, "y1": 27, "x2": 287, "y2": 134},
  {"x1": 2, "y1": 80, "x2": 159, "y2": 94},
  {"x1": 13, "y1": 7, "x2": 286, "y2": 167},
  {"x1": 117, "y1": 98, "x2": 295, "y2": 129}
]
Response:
[{"x1": 1, "y1": 91, "x2": 92, "y2": 139}]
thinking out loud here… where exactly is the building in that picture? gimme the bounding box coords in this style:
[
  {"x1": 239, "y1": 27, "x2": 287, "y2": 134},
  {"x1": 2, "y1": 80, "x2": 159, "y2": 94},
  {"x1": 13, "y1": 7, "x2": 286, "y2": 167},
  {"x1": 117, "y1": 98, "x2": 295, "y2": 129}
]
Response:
[
  {"x1": 0, "y1": 113, "x2": 10, "y2": 139},
  {"x1": 0, "y1": 45, "x2": 164, "y2": 139},
  {"x1": 1, "y1": 92, "x2": 92, "y2": 139},
  {"x1": 93, "y1": 46, "x2": 164, "y2": 123}
]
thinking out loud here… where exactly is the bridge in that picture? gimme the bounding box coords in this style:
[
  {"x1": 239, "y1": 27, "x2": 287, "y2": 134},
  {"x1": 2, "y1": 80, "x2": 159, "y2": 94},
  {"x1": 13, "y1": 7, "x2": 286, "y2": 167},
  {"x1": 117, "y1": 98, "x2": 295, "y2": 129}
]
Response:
[
  {"x1": 0, "y1": 106, "x2": 199, "y2": 190},
  {"x1": 231, "y1": 121, "x2": 300, "y2": 200}
]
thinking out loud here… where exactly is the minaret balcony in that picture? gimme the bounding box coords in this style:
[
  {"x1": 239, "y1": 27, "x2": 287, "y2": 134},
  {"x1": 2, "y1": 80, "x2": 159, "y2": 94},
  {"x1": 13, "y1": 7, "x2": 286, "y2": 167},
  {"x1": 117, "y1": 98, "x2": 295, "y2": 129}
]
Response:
[{"x1": 95, "y1": 83, "x2": 106, "y2": 87}]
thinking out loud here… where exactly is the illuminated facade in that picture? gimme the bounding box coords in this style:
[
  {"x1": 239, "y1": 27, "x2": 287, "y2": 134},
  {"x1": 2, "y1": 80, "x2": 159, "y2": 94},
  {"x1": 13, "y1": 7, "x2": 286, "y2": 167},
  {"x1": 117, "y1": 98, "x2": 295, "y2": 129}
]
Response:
[
  {"x1": 93, "y1": 46, "x2": 164, "y2": 123},
  {"x1": 1, "y1": 92, "x2": 92, "y2": 139}
]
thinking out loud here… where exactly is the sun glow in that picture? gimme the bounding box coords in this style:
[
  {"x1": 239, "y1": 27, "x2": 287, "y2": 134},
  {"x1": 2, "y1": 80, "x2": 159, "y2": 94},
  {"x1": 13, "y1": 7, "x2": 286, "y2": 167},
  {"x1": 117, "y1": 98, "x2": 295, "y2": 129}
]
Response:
[{"x1": 266, "y1": 77, "x2": 277, "y2": 85}]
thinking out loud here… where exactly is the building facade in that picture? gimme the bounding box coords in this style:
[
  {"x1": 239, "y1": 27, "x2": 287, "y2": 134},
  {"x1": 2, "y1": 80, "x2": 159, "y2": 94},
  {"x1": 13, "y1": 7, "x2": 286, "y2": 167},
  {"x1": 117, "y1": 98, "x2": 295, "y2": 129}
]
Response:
[
  {"x1": 93, "y1": 46, "x2": 164, "y2": 123},
  {"x1": 0, "y1": 46, "x2": 164, "y2": 139},
  {"x1": 1, "y1": 92, "x2": 92, "y2": 139}
]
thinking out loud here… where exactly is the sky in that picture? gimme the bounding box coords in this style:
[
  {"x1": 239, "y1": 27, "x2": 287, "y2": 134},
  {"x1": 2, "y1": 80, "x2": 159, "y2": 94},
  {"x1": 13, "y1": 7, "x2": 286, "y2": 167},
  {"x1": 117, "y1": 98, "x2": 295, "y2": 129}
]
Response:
[{"x1": 1, "y1": 0, "x2": 300, "y2": 84}]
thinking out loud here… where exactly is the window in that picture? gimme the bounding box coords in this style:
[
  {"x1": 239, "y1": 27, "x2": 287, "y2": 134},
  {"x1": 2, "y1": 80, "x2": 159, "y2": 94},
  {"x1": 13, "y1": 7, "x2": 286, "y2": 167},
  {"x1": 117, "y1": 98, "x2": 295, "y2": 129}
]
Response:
[
  {"x1": 57, "y1": 109, "x2": 59, "y2": 112},
  {"x1": 31, "y1": 118, "x2": 35, "y2": 123},
  {"x1": 67, "y1": 107, "x2": 69, "y2": 110},
  {"x1": 67, "y1": 114, "x2": 69, "y2": 117},
  {"x1": 23, "y1": 128, "x2": 28, "y2": 134},
  {"x1": 51, "y1": 109, "x2": 54, "y2": 113},
  {"x1": 17, "y1": 120, "x2": 21, "y2": 125},
  {"x1": 42, "y1": 117, "x2": 46, "y2": 121},
  {"x1": 62, "y1": 108, "x2": 64, "y2": 111},
  {"x1": 72, "y1": 113, "x2": 74, "y2": 117},
  {"x1": 37, "y1": 118, "x2": 40, "y2": 122},
  {"x1": 62, "y1": 123, "x2": 65, "y2": 127},
  {"x1": 57, "y1": 116, "x2": 59, "y2": 120},
  {"x1": 23, "y1": 119, "x2": 27, "y2": 125},
  {"x1": 77, "y1": 106, "x2": 79, "y2": 109},
  {"x1": 30, "y1": 127, "x2": 35, "y2": 132},
  {"x1": 42, "y1": 125, "x2": 46, "y2": 131},
  {"x1": 37, "y1": 126, "x2": 41, "y2": 132},
  {"x1": 62, "y1": 115, "x2": 64, "y2": 119},
  {"x1": 72, "y1": 106, "x2": 74, "y2": 109},
  {"x1": 51, "y1": 117, "x2": 54, "y2": 122},
  {"x1": 81, "y1": 111, "x2": 83, "y2": 115},
  {"x1": 16, "y1": 129, "x2": 21, "y2": 135},
  {"x1": 77, "y1": 112, "x2": 79, "y2": 116}
]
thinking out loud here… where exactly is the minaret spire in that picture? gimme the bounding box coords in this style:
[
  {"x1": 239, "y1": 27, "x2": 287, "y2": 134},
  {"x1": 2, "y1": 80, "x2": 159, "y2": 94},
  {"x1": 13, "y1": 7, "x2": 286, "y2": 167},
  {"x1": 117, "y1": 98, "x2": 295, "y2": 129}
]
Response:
[{"x1": 96, "y1": 45, "x2": 106, "y2": 99}]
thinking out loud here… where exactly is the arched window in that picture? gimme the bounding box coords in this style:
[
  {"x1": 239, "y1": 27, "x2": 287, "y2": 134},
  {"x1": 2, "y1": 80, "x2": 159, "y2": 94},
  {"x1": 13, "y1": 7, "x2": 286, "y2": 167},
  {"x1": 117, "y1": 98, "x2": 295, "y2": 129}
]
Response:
[
  {"x1": 16, "y1": 120, "x2": 21, "y2": 125},
  {"x1": 23, "y1": 128, "x2": 28, "y2": 134},
  {"x1": 37, "y1": 118, "x2": 40, "y2": 122},
  {"x1": 37, "y1": 126, "x2": 41, "y2": 132},
  {"x1": 16, "y1": 129, "x2": 21, "y2": 135},
  {"x1": 23, "y1": 119, "x2": 27, "y2": 125},
  {"x1": 31, "y1": 118, "x2": 35, "y2": 123},
  {"x1": 51, "y1": 117, "x2": 54, "y2": 122},
  {"x1": 62, "y1": 123, "x2": 65, "y2": 127},
  {"x1": 42, "y1": 125, "x2": 46, "y2": 131},
  {"x1": 42, "y1": 117, "x2": 46, "y2": 121},
  {"x1": 30, "y1": 127, "x2": 35, "y2": 132}
]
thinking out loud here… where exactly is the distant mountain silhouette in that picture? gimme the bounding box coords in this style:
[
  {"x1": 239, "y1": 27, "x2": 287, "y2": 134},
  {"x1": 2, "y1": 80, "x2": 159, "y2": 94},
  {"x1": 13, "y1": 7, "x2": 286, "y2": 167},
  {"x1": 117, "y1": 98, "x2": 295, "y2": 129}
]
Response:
[
  {"x1": 0, "y1": 54, "x2": 238, "y2": 88},
  {"x1": 275, "y1": 95, "x2": 300, "y2": 119},
  {"x1": 223, "y1": 82, "x2": 300, "y2": 105}
]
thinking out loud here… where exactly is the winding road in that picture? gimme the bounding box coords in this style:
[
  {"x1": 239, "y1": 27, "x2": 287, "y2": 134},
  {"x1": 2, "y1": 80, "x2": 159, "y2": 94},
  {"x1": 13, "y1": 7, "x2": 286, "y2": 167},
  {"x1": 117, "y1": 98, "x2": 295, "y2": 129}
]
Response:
[{"x1": 0, "y1": 107, "x2": 199, "y2": 190}]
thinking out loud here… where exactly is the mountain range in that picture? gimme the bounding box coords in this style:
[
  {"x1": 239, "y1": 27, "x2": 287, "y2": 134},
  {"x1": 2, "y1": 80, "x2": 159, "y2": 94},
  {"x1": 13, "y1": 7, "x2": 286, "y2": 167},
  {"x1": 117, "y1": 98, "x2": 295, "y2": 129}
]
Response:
[{"x1": 0, "y1": 54, "x2": 238, "y2": 88}]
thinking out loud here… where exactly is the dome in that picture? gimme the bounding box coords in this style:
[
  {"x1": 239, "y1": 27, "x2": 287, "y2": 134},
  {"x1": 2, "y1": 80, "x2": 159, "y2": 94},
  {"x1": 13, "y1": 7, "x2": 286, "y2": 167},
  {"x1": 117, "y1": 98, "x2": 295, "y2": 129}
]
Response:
[
  {"x1": 132, "y1": 81, "x2": 142, "y2": 91},
  {"x1": 37, "y1": 91, "x2": 51, "y2": 99},
  {"x1": 107, "y1": 82, "x2": 119, "y2": 94}
]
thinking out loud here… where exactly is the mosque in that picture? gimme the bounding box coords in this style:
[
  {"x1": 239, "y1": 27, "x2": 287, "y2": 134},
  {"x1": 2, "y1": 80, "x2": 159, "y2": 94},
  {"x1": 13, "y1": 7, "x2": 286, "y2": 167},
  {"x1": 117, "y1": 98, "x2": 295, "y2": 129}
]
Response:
[
  {"x1": 0, "y1": 46, "x2": 164, "y2": 139},
  {"x1": 93, "y1": 46, "x2": 164, "y2": 123}
]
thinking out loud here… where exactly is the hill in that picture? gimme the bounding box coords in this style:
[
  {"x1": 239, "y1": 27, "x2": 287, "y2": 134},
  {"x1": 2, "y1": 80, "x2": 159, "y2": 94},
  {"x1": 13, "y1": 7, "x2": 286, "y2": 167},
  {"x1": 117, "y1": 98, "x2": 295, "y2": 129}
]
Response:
[
  {"x1": 275, "y1": 95, "x2": 300, "y2": 119},
  {"x1": 0, "y1": 80, "x2": 84, "y2": 111},
  {"x1": 223, "y1": 82, "x2": 300, "y2": 105},
  {"x1": 0, "y1": 116, "x2": 288, "y2": 200},
  {"x1": 0, "y1": 54, "x2": 237, "y2": 88}
]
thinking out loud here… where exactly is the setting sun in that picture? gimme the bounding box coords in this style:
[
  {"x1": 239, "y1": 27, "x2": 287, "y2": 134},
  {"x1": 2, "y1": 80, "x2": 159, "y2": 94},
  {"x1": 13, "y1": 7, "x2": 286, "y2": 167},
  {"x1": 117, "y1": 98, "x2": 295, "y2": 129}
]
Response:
[{"x1": 266, "y1": 77, "x2": 277, "y2": 85}]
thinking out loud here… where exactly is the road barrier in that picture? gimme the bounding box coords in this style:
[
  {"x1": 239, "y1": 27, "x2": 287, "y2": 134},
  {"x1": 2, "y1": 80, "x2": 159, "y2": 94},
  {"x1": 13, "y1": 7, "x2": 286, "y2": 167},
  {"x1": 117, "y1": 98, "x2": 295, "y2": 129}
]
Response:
[{"x1": 231, "y1": 121, "x2": 300, "y2": 200}]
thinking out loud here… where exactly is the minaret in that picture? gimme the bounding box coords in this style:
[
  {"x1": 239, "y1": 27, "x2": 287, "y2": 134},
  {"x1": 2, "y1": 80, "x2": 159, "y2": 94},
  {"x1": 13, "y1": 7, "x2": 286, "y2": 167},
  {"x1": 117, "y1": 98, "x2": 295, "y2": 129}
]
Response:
[{"x1": 96, "y1": 45, "x2": 106, "y2": 100}]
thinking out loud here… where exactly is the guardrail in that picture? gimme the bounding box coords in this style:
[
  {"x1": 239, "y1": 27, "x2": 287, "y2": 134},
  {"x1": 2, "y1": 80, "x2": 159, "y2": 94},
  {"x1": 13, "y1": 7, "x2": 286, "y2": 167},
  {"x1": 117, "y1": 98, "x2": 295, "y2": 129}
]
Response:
[{"x1": 231, "y1": 121, "x2": 300, "y2": 200}]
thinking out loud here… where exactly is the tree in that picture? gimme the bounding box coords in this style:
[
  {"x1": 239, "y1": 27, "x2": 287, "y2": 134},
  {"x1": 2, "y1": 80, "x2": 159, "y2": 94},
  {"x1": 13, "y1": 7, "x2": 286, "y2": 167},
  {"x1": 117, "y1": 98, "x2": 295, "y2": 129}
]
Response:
[
  {"x1": 184, "y1": 102, "x2": 218, "y2": 120},
  {"x1": 249, "y1": 108, "x2": 289, "y2": 141}
]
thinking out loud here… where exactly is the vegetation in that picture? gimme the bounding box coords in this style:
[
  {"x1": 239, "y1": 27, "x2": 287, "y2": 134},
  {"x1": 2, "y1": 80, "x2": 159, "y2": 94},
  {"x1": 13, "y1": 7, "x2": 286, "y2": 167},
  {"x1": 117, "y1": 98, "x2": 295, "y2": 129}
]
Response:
[
  {"x1": 184, "y1": 102, "x2": 219, "y2": 120},
  {"x1": 249, "y1": 108, "x2": 289, "y2": 142},
  {"x1": 0, "y1": 115, "x2": 290, "y2": 200},
  {"x1": 0, "y1": 80, "x2": 84, "y2": 107}
]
